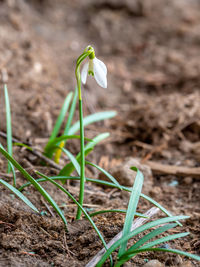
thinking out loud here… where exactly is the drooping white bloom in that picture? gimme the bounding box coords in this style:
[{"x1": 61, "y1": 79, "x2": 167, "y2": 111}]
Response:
[{"x1": 81, "y1": 57, "x2": 107, "y2": 88}]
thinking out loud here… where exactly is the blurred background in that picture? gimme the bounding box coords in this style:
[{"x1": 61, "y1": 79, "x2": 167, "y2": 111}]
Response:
[{"x1": 0, "y1": 0, "x2": 200, "y2": 150}]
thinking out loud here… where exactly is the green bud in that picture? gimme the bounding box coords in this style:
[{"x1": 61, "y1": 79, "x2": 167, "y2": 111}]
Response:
[{"x1": 88, "y1": 70, "x2": 94, "y2": 76}]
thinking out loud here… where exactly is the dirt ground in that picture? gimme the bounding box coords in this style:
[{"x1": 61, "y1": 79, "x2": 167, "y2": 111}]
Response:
[{"x1": 0, "y1": 0, "x2": 200, "y2": 266}]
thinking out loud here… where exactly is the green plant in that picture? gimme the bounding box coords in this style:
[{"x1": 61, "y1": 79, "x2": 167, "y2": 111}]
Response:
[
  {"x1": 0, "y1": 86, "x2": 36, "y2": 212},
  {"x1": 18, "y1": 169, "x2": 200, "y2": 266},
  {"x1": 95, "y1": 168, "x2": 200, "y2": 266},
  {"x1": 43, "y1": 89, "x2": 116, "y2": 161}
]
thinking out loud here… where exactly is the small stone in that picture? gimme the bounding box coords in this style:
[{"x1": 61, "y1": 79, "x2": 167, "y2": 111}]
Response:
[
  {"x1": 142, "y1": 260, "x2": 164, "y2": 267},
  {"x1": 99, "y1": 157, "x2": 152, "y2": 191},
  {"x1": 168, "y1": 180, "x2": 179, "y2": 187},
  {"x1": 149, "y1": 186, "x2": 162, "y2": 198},
  {"x1": 174, "y1": 255, "x2": 183, "y2": 265},
  {"x1": 180, "y1": 261, "x2": 193, "y2": 267},
  {"x1": 183, "y1": 177, "x2": 193, "y2": 185}
]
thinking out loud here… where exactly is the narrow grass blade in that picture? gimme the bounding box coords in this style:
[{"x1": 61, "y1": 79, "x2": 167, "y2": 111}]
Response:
[
  {"x1": 4, "y1": 84, "x2": 13, "y2": 173},
  {"x1": 54, "y1": 146, "x2": 80, "y2": 176},
  {"x1": 96, "y1": 215, "x2": 189, "y2": 266},
  {"x1": 37, "y1": 171, "x2": 112, "y2": 264},
  {"x1": 84, "y1": 133, "x2": 109, "y2": 151},
  {"x1": 0, "y1": 147, "x2": 67, "y2": 226},
  {"x1": 142, "y1": 232, "x2": 189, "y2": 249},
  {"x1": 141, "y1": 193, "x2": 182, "y2": 227},
  {"x1": 18, "y1": 175, "x2": 181, "y2": 226},
  {"x1": 0, "y1": 178, "x2": 39, "y2": 213},
  {"x1": 44, "y1": 135, "x2": 89, "y2": 156},
  {"x1": 138, "y1": 248, "x2": 200, "y2": 261},
  {"x1": 85, "y1": 161, "x2": 122, "y2": 190},
  {"x1": 53, "y1": 89, "x2": 78, "y2": 163},
  {"x1": 18, "y1": 175, "x2": 77, "y2": 191},
  {"x1": 13, "y1": 142, "x2": 33, "y2": 151},
  {"x1": 59, "y1": 133, "x2": 109, "y2": 176},
  {"x1": 68, "y1": 111, "x2": 117, "y2": 135},
  {"x1": 118, "y1": 167, "x2": 143, "y2": 257},
  {"x1": 126, "y1": 223, "x2": 177, "y2": 251},
  {"x1": 63, "y1": 87, "x2": 78, "y2": 136},
  {"x1": 48, "y1": 92, "x2": 73, "y2": 142},
  {"x1": 116, "y1": 247, "x2": 200, "y2": 266},
  {"x1": 89, "y1": 209, "x2": 148, "y2": 218},
  {"x1": 10, "y1": 162, "x2": 16, "y2": 187},
  {"x1": 123, "y1": 232, "x2": 189, "y2": 259}
]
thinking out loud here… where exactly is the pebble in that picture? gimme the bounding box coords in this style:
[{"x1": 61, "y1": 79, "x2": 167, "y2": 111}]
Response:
[
  {"x1": 183, "y1": 177, "x2": 193, "y2": 185},
  {"x1": 149, "y1": 186, "x2": 162, "y2": 198},
  {"x1": 142, "y1": 260, "x2": 164, "y2": 267},
  {"x1": 99, "y1": 157, "x2": 152, "y2": 188},
  {"x1": 158, "y1": 243, "x2": 170, "y2": 249},
  {"x1": 180, "y1": 261, "x2": 193, "y2": 267},
  {"x1": 168, "y1": 180, "x2": 179, "y2": 187}
]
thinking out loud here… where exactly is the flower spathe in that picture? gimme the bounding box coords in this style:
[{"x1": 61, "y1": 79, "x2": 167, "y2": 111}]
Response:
[{"x1": 81, "y1": 57, "x2": 107, "y2": 88}]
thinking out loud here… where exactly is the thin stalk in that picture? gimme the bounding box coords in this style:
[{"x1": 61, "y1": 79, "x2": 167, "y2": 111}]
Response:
[
  {"x1": 75, "y1": 49, "x2": 94, "y2": 219},
  {"x1": 76, "y1": 64, "x2": 85, "y2": 219},
  {"x1": 4, "y1": 84, "x2": 12, "y2": 173}
]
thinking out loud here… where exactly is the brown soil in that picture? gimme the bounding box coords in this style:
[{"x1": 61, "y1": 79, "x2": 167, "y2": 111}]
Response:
[{"x1": 0, "y1": 0, "x2": 199, "y2": 266}]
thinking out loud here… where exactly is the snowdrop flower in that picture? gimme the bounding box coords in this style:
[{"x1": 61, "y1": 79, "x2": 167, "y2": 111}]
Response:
[{"x1": 81, "y1": 54, "x2": 107, "y2": 88}]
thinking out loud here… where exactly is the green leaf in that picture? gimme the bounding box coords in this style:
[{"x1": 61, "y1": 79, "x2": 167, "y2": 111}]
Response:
[
  {"x1": 126, "y1": 223, "x2": 177, "y2": 251},
  {"x1": 48, "y1": 92, "x2": 73, "y2": 142},
  {"x1": 116, "y1": 247, "x2": 200, "y2": 266},
  {"x1": 13, "y1": 142, "x2": 33, "y2": 151},
  {"x1": 44, "y1": 135, "x2": 90, "y2": 156},
  {"x1": 18, "y1": 173, "x2": 181, "y2": 227},
  {"x1": 89, "y1": 209, "x2": 148, "y2": 218},
  {"x1": 68, "y1": 111, "x2": 117, "y2": 135},
  {"x1": 18, "y1": 175, "x2": 77, "y2": 191},
  {"x1": 59, "y1": 133, "x2": 109, "y2": 176},
  {"x1": 142, "y1": 232, "x2": 189, "y2": 249},
  {"x1": 4, "y1": 84, "x2": 13, "y2": 174},
  {"x1": 118, "y1": 168, "x2": 144, "y2": 257},
  {"x1": 18, "y1": 174, "x2": 181, "y2": 227},
  {"x1": 0, "y1": 147, "x2": 67, "y2": 226},
  {"x1": 141, "y1": 193, "x2": 182, "y2": 227},
  {"x1": 0, "y1": 178, "x2": 39, "y2": 213},
  {"x1": 85, "y1": 161, "x2": 122, "y2": 190},
  {"x1": 96, "y1": 215, "x2": 189, "y2": 266},
  {"x1": 63, "y1": 87, "x2": 78, "y2": 136},
  {"x1": 54, "y1": 146, "x2": 80, "y2": 176},
  {"x1": 10, "y1": 162, "x2": 16, "y2": 187},
  {"x1": 123, "y1": 232, "x2": 189, "y2": 258}
]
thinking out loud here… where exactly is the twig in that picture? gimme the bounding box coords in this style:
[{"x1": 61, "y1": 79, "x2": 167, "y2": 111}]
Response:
[
  {"x1": 143, "y1": 160, "x2": 200, "y2": 178},
  {"x1": 0, "y1": 130, "x2": 61, "y2": 170},
  {"x1": 30, "y1": 149, "x2": 62, "y2": 170},
  {"x1": 0, "y1": 172, "x2": 13, "y2": 178},
  {"x1": 59, "y1": 203, "x2": 101, "y2": 208},
  {"x1": 86, "y1": 207, "x2": 159, "y2": 267},
  {"x1": 63, "y1": 230, "x2": 76, "y2": 257},
  {"x1": 41, "y1": 199, "x2": 56, "y2": 218},
  {"x1": 39, "y1": 226, "x2": 54, "y2": 238}
]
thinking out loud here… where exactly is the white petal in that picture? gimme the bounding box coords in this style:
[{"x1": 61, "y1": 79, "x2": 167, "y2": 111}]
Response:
[
  {"x1": 93, "y1": 57, "x2": 107, "y2": 75},
  {"x1": 93, "y1": 58, "x2": 107, "y2": 88},
  {"x1": 81, "y1": 62, "x2": 89, "y2": 84}
]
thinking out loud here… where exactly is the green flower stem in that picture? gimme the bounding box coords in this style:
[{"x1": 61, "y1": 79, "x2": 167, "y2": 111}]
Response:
[
  {"x1": 75, "y1": 47, "x2": 94, "y2": 219},
  {"x1": 76, "y1": 99, "x2": 85, "y2": 219}
]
